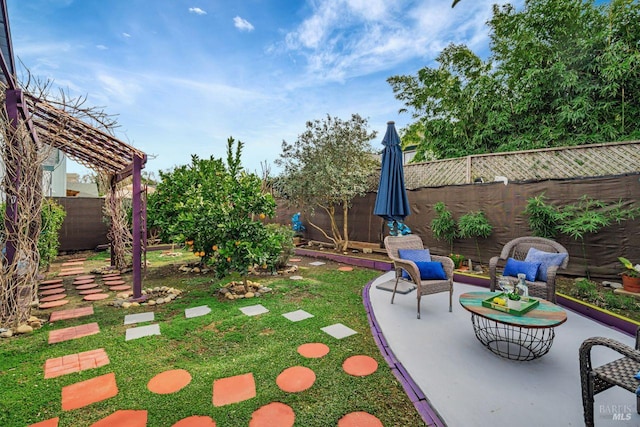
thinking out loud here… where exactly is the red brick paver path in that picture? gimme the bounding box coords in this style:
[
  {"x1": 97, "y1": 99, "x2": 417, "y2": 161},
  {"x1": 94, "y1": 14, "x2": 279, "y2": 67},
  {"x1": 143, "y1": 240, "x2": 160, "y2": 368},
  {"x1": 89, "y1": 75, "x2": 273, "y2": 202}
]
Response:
[
  {"x1": 212, "y1": 373, "x2": 256, "y2": 407},
  {"x1": 61, "y1": 372, "x2": 118, "y2": 411},
  {"x1": 49, "y1": 306, "x2": 94, "y2": 322},
  {"x1": 44, "y1": 348, "x2": 110, "y2": 379},
  {"x1": 49, "y1": 322, "x2": 100, "y2": 344}
]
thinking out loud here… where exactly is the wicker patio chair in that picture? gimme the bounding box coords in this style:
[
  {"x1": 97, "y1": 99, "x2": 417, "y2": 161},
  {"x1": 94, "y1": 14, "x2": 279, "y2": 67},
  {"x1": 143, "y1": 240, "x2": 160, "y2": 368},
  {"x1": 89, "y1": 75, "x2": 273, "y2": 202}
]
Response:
[
  {"x1": 489, "y1": 236, "x2": 569, "y2": 303},
  {"x1": 579, "y1": 328, "x2": 640, "y2": 427},
  {"x1": 383, "y1": 235, "x2": 454, "y2": 319}
]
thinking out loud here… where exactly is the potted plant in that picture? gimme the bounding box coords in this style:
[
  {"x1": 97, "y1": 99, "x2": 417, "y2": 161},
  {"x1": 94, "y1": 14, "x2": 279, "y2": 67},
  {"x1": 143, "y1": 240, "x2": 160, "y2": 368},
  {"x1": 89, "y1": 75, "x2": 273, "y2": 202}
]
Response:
[
  {"x1": 618, "y1": 257, "x2": 640, "y2": 293},
  {"x1": 506, "y1": 291, "x2": 522, "y2": 310},
  {"x1": 450, "y1": 253, "x2": 466, "y2": 270}
]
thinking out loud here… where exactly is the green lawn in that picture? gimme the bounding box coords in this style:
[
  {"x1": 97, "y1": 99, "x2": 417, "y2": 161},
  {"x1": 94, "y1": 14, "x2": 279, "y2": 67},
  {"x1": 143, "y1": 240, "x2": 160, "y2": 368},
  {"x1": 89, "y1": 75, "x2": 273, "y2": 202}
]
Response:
[{"x1": 0, "y1": 251, "x2": 425, "y2": 426}]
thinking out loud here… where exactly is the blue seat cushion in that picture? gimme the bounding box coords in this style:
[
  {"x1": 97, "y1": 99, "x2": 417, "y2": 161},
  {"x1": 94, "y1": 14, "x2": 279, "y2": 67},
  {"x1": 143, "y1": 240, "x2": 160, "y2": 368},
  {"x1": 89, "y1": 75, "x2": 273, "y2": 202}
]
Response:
[
  {"x1": 502, "y1": 257, "x2": 541, "y2": 282},
  {"x1": 415, "y1": 261, "x2": 447, "y2": 280},
  {"x1": 524, "y1": 247, "x2": 568, "y2": 281},
  {"x1": 398, "y1": 249, "x2": 431, "y2": 279}
]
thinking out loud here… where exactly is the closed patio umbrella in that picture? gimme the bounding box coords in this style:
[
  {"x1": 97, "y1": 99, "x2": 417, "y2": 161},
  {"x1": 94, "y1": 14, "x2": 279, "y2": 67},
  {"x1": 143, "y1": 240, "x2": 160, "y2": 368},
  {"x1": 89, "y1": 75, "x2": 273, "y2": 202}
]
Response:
[{"x1": 373, "y1": 121, "x2": 411, "y2": 236}]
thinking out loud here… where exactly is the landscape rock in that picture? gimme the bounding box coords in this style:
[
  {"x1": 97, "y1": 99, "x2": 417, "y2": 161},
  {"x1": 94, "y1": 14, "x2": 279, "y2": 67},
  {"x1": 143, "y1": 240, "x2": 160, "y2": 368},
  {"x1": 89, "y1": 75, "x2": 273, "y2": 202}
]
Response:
[
  {"x1": 122, "y1": 302, "x2": 132, "y2": 309},
  {"x1": 148, "y1": 300, "x2": 156, "y2": 306},
  {"x1": 1, "y1": 330, "x2": 13, "y2": 338},
  {"x1": 156, "y1": 298, "x2": 165, "y2": 304},
  {"x1": 245, "y1": 292, "x2": 255, "y2": 298},
  {"x1": 16, "y1": 324, "x2": 33, "y2": 334}
]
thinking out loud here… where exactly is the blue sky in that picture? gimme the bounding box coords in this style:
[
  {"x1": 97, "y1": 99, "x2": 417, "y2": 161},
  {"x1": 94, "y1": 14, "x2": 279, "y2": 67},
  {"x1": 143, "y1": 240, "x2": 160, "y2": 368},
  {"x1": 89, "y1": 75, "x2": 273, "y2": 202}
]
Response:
[{"x1": 7, "y1": 0, "x2": 520, "y2": 178}]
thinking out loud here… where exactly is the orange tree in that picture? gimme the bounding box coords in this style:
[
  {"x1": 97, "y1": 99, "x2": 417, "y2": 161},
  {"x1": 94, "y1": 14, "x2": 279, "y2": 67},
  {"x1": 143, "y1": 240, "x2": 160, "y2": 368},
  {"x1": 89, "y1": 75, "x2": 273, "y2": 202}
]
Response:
[{"x1": 148, "y1": 137, "x2": 282, "y2": 287}]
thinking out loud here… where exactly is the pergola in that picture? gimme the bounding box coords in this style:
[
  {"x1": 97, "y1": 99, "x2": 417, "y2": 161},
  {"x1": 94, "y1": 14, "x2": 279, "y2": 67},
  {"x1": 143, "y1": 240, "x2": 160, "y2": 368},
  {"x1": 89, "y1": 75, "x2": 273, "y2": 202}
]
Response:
[{"x1": 0, "y1": 0, "x2": 147, "y2": 299}]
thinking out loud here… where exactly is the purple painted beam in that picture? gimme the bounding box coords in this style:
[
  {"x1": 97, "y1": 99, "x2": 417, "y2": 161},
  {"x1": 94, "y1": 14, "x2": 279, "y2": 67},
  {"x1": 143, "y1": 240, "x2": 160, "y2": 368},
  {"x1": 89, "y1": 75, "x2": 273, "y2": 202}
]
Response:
[{"x1": 4, "y1": 89, "x2": 21, "y2": 266}]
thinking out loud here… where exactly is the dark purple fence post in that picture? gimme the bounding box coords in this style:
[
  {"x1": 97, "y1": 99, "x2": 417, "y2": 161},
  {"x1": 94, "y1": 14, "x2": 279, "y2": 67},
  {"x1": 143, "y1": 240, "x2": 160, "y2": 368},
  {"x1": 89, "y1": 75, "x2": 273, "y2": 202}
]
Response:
[
  {"x1": 131, "y1": 154, "x2": 143, "y2": 299},
  {"x1": 4, "y1": 89, "x2": 21, "y2": 266}
]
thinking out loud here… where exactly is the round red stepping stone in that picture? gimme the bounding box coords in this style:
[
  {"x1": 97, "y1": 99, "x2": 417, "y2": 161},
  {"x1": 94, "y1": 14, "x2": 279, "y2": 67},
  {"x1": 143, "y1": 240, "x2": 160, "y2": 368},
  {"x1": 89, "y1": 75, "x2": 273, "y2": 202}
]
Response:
[
  {"x1": 148, "y1": 369, "x2": 192, "y2": 394},
  {"x1": 338, "y1": 412, "x2": 383, "y2": 427},
  {"x1": 73, "y1": 279, "x2": 95, "y2": 285},
  {"x1": 289, "y1": 258, "x2": 302, "y2": 262},
  {"x1": 103, "y1": 280, "x2": 125, "y2": 286},
  {"x1": 276, "y1": 366, "x2": 315, "y2": 393},
  {"x1": 76, "y1": 283, "x2": 99, "y2": 290},
  {"x1": 297, "y1": 343, "x2": 330, "y2": 358},
  {"x1": 79, "y1": 289, "x2": 103, "y2": 295},
  {"x1": 39, "y1": 293, "x2": 67, "y2": 302},
  {"x1": 39, "y1": 300, "x2": 69, "y2": 309},
  {"x1": 109, "y1": 285, "x2": 132, "y2": 291},
  {"x1": 342, "y1": 355, "x2": 378, "y2": 377},
  {"x1": 83, "y1": 293, "x2": 110, "y2": 301},
  {"x1": 338, "y1": 266, "x2": 353, "y2": 272},
  {"x1": 41, "y1": 278, "x2": 63, "y2": 285},
  {"x1": 102, "y1": 273, "x2": 120, "y2": 278},
  {"x1": 39, "y1": 288, "x2": 66, "y2": 296},
  {"x1": 75, "y1": 275, "x2": 95, "y2": 281},
  {"x1": 69, "y1": 257, "x2": 87, "y2": 262},
  {"x1": 250, "y1": 402, "x2": 295, "y2": 427},
  {"x1": 172, "y1": 416, "x2": 216, "y2": 427},
  {"x1": 39, "y1": 283, "x2": 65, "y2": 291}
]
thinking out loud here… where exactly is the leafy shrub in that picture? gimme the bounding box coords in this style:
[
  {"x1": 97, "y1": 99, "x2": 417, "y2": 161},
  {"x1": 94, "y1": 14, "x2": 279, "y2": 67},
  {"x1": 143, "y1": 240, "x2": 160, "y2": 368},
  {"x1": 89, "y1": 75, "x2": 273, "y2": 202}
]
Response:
[
  {"x1": 431, "y1": 202, "x2": 457, "y2": 253},
  {"x1": 265, "y1": 223, "x2": 295, "y2": 269},
  {"x1": 574, "y1": 278, "x2": 598, "y2": 301}
]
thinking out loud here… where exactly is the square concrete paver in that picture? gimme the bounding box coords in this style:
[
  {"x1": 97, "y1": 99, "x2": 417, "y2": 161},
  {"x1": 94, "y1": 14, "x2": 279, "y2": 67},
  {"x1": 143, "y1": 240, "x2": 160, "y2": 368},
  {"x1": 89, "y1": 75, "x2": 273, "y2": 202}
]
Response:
[
  {"x1": 240, "y1": 304, "x2": 269, "y2": 316},
  {"x1": 321, "y1": 323, "x2": 358, "y2": 339},
  {"x1": 49, "y1": 306, "x2": 94, "y2": 322},
  {"x1": 375, "y1": 279, "x2": 416, "y2": 294},
  {"x1": 185, "y1": 305, "x2": 211, "y2": 319},
  {"x1": 61, "y1": 372, "x2": 118, "y2": 411},
  {"x1": 282, "y1": 309, "x2": 314, "y2": 322},
  {"x1": 44, "y1": 348, "x2": 110, "y2": 379},
  {"x1": 49, "y1": 323, "x2": 100, "y2": 344},
  {"x1": 124, "y1": 312, "x2": 155, "y2": 325},
  {"x1": 212, "y1": 373, "x2": 256, "y2": 407},
  {"x1": 125, "y1": 324, "x2": 161, "y2": 341},
  {"x1": 309, "y1": 261, "x2": 326, "y2": 266}
]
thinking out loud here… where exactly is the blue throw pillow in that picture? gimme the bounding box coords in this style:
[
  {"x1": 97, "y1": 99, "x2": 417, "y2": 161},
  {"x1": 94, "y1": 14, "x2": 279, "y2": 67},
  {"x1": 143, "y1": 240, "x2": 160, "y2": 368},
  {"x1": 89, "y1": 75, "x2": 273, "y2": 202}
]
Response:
[
  {"x1": 502, "y1": 257, "x2": 541, "y2": 282},
  {"x1": 416, "y1": 261, "x2": 447, "y2": 280},
  {"x1": 398, "y1": 249, "x2": 431, "y2": 279},
  {"x1": 635, "y1": 371, "x2": 640, "y2": 380},
  {"x1": 524, "y1": 247, "x2": 568, "y2": 282}
]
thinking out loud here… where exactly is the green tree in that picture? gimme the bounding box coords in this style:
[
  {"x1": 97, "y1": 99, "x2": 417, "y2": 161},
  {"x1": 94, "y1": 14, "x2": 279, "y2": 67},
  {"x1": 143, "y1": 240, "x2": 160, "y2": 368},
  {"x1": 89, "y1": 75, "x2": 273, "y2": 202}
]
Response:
[
  {"x1": 38, "y1": 199, "x2": 66, "y2": 271},
  {"x1": 457, "y1": 211, "x2": 493, "y2": 266},
  {"x1": 275, "y1": 114, "x2": 378, "y2": 252},
  {"x1": 389, "y1": 0, "x2": 640, "y2": 158},
  {"x1": 147, "y1": 137, "x2": 281, "y2": 289}
]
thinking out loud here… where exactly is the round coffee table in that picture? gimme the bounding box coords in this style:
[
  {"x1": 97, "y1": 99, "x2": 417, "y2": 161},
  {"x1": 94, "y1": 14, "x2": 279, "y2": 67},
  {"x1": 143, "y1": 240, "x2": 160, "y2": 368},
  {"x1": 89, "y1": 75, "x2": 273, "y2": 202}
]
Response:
[{"x1": 459, "y1": 291, "x2": 567, "y2": 361}]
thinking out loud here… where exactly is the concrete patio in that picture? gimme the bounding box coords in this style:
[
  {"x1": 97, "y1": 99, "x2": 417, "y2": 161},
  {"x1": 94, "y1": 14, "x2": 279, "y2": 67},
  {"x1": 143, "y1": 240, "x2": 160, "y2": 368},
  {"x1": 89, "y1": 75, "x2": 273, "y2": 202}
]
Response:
[{"x1": 368, "y1": 271, "x2": 640, "y2": 426}]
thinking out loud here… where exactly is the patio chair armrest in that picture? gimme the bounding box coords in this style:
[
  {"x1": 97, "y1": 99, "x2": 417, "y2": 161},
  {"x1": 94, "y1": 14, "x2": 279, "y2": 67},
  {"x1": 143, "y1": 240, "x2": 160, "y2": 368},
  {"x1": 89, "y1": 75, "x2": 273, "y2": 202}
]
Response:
[
  {"x1": 579, "y1": 336, "x2": 640, "y2": 372},
  {"x1": 431, "y1": 255, "x2": 455, "y2": 279},
  {"x1": 392, "y1": 259, "x2": 420, "y2": 284}
]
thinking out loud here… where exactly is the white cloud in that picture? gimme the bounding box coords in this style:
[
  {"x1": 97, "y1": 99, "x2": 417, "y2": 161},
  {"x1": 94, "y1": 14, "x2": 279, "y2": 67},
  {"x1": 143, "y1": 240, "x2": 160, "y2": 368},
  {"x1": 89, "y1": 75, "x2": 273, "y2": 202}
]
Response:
[
  {"x1": 96, "y1": 44, "x2": 108, "y2": 50},
  {"x1": 188, "y1": 7, "x2": 207, "y2": 15},
  {"x1": 96, "y1": 73, "x2": 142, "y2": 105},
  {"x1": 233, "y1": 16, "x2": 255, "y2": 32},
  {"x1": 122, "y1": 32, "x2": 131, "y2": 38}
]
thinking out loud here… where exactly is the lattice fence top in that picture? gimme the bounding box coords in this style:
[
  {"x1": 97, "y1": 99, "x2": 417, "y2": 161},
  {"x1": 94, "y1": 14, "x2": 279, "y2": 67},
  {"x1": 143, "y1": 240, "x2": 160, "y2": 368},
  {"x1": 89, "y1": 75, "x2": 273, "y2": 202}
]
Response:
[{"x1": 401, "y1": 140, "x2": 640, "y2": 190}]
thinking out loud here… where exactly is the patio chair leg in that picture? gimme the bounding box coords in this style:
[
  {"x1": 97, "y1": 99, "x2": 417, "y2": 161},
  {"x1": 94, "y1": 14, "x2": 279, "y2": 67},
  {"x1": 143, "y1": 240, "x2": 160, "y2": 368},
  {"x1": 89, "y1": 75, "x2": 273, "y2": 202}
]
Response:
[
  {"x1": 417, "y1": 296, "x2": 421, "y2": 319},
  {"x1": 391, "y1": 277, "x2": 399, "y2": 304},
  {"x1": 449, "y1": 291, "x2": 452, "y2": 312}
]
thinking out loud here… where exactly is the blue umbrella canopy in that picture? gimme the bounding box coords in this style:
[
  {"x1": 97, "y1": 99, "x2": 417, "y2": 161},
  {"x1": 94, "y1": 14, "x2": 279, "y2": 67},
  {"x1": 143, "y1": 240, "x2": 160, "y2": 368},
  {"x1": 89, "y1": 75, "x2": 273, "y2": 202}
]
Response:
[{"x1": 373, "y1": 121, "x2": 411, "y2": 235}]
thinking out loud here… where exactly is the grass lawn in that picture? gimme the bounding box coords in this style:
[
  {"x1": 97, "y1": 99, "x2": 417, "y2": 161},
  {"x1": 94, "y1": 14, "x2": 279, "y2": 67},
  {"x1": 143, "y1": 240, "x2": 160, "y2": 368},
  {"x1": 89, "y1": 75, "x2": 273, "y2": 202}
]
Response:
[{"x1": 0, "y1": 250, "x2": 425, "y2": 426}]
